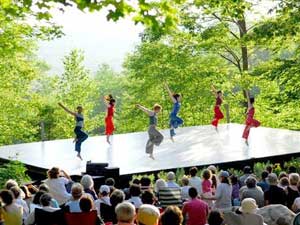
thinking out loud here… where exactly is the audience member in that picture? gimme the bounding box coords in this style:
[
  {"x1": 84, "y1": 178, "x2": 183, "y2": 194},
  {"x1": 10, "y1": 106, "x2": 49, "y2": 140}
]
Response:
[
  {"x1": 44, "y1": 167, "x2": 72, "y2": 205},
  {"x1": 239, "y1": 166, "x2": 252, "y2": 186},
  {"x1": 128, "y1": 184, "x2": 143, "y2": 209},
  {"x1": 166, "y1": 172, "x2": 180, "y2": 188},
  {"x1": 230, "y1": 175, "x2": 240, "y2": 206},
  {"x1": 10, "y1": 186, "x2": 30, "y2": 219},
  {"x1": 141, "y1": 190, "x2": 155, "y2": 205},
  {"x1": 207, "y1": 165, "x2": 218, "y2": 192},
  {"x1": 207, "y1": 210, "x2": 224, "y2": 225},
  {"x1": 20, "y1": 185, "x2": 32, "y2": 208},
  {"x1": 115, "y1": 202, "x2": 136, "y2": 225},
  {"x1": 288, "y1": 166, "x2": 297, "y2": 174},
  {"x1": 189, "y1": 167, "x2": 202, "y2": 194},
  {"x1": 4, "y1": 179, "x2": 19, "y2": 190},
  {"x1": 79, "y1": 196, "x2": 104, "y2": 225},
  {"x1": 182, "y1": 187, "x2": 208, "y2": 225},
  {"x1": 257, "y1": 171, "x2": 269, "y2": 192},
  {"x1": 110, "y1": 190, "x2": 126, "y2": 224},
  {"x1": 38, "y1": 183, "x2": 59, "y2": 208},
  {"x1": 279, "y1": 176, "x2": 289, "y2": 189},
  {"x1": 180, "y1": 176, "x2": 191, "y2": 201},
  {"x1": 65, "y1": 183, "x2": 84, "y2": 213},
  {"x1": 286, "y1": 173, "x2": 300, "y2": 209},
  {"x1": 0, "y1": 189, "x2": 23, "y2": 225},
  {"x1": 265, "y1": 165, "x2": 272, "y2": 174},
  {"x1": 264, "y1": 173, "x2": 286, "y2": 205},
  {"x1": 279, "y1": 171, "x2": 288, "y2": 180},
  {"x1": 154, "y1": 179, "x2": 167, "y2": 196},
  {"x1": 239, "y1": 176, "x2": 264, "y2": 207},
  {"x1": 81, "y1": 175, "x2": 97, "y2": 200},
  {"x1": 202, "y1": 169, "x2": 213, "y2": 208},
  {"x1": 160, "y1": 206, "x2": 183, "y2": 225},
  {"x1": 105, "y1": 178, "x2": 116, "y2": 195},
  {"x1": 29, "y1": 191, "x2": 45, "y2": 213},
  {"x1": 141, "y1": 177, "x2": 152, "y2": 191},
  {"x1": 95, "y1": 185, "x2": 111, "y2": 215},
  {"x1": 136, "y1": 204, "x2": 160, "y2": 225}
]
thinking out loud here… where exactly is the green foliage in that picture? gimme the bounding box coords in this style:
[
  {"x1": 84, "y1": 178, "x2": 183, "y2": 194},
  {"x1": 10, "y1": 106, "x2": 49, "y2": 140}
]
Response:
[{"x1": 0, "y1": 160, "x2": 30, "y2": 188}]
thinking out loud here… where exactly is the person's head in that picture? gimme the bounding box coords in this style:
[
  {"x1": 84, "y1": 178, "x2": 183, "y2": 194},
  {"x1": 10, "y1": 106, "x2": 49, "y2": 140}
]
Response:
[
  {"x1": 39, "y1": 183, "x2": 50, "y2": 192},
  {"x1": 10, "y1": 186, "x2": 22, "y2": 199},
  {"x1": 5, "y1": 179, "x2": 18, "y2": 190},
  {"x1": 71, "y1": 183, "x2": 83, "y2": 200},
  {"x1": 79, "y1": 195, "x2": 94, "y2": 212},
  {"x1": 189, "y1": 167, "x2": 198, "y2": 177},
  {"x1": 279, "y1": 171, "x2": 288, "y2": 180},
  {"x1": 137, "y1": 204, "x2": 160, "y2": 225},
  {"x1": 40, "y1": 193, "x2": 52, "y2": 207},
  {"x1": 109, "y1": 95, "x2": 116, "y2": 105},
  {"x1": 20, "y1": 185, "x2": 31, "y2": 199},
  {"x1": 267, "y1": 173, "x2": 278, "y2": 186},
  {"x1": 202, "y1": 169, "x2": 212, "y2": 180},
  {"x1": 153, "y1": 104, "x2": 162, "y2": 113},
  {"x1": 154, "y1": 179, "x2": 167, "y2": 193},
  {"x1": 266, "y1": 165, "x2": 273, "y2": 174},
  {"x1": 130, "y1": 184, "x2": 141, "y2": 197},
  {"x1": 188, "y1": 187, "x2": 198, "y2": 199},
  {"x1": 261, "y1": 171, "x2": 269, "y2": 181},
  {"x1": 208, "y1": 210, "x2": 224, "y2": 225},
  {"x1": 77, "y1": 105, "x2": 83, "y2": 113},
  {"x1": 132, "y1": 178, "x2": 141, "y2": 185},
  {"x1": 115, "y1": 202, "x2": 136, "y2": 224},
  {"x1": 239, "y1": 198, "x2": 258, "y2": 214},
  {"x1": 33, "y1": 191, "x2": 46, "y2": 205},
  {"x1": 105, "y1": 177, "x2": 115, "y2": 187},
  {"x1": 207, "y1": 165, "x2": 217, "y2": 174},
  {"x1": 243, "y1": 166, "x2": 252, "y2": 175},
  {"x1": 99, "y1": 185, "x2": 110, "y2": 197},
  {"x1": 80, "y1": 174, "x2": 94, "y2": 190},
  {"x1": 279, "y1": 177, "x2": 289, "y2": 188},
  {"x1": 167, "y1": 172, "x2": 176, "y2": 182},
  {"x1": 140, "y1": 177, "x2": 151, "y2": 188},
  {"x1": 110, "y1": 190, "x2": 125, "y2": 208},
  {"x1": 0, "y1": 190, "x2": 14, "y2": 206},
  {"x1": 219, "y1": 171, "x2": 230, "y2": 184},
  {"x1": 181, "y1": 176, "x2": 189, "y2": 186},
  {"x1": 160, "y1": 206, "x2": 183, "y2": 225},
  {"x1": 245, "y1": 176, "x2": 257, "y2": 188},
  {"x1": 249, "y1": 97, "x2": 255, "y2": 104},
  {"x1": 173, "y1": 93, "x2": 182, "y2": 102},
  {"x1": 289, "y1": 173, "x2": 299, "y2": 186},
  {"x1": 141, "y1": 190, "x2": 155, "y2": 205},
  {"x1": 217, "y1": 90, "x2": 222, "y2": 98},
  {"x1": 47, "y1": 167, "x2": 60, "y2": 179},
  {"x1": 288, "y1": 166, "x2": 297, "y2": 174}
]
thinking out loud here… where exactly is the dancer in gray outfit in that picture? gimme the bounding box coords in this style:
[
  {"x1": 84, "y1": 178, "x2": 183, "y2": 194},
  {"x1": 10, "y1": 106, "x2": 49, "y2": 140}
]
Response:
[{"x1": 136, "y1": 103, "x2": 164, "y2": 160}]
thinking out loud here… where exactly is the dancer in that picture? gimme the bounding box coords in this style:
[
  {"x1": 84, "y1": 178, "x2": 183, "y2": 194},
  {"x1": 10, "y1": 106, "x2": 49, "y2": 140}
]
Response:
[
  {"x1": 211, "y1": 85, "x2": 224, "y2": 131},
  {"x1": 136, "y1": 103, "x2": 164, "y2": 160},
  {"x1": 104, "y1": 94, "x2": 116, "y2": 144},
  {"x1": 58, "y1": 103, "x2": 88, "y2": 160},
  {"x1": 164, "y1": 83, "x2": 183, "y2": 141},
  {"x1": 242, "y1": 91, "x2": 261, "y2": 145}
]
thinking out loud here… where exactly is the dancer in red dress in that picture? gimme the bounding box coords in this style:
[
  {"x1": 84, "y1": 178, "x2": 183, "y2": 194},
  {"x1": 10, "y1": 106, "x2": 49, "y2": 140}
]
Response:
[
  {"x1": 242, "y1": 91, "x2": 261, "y2": 145},
  {"x1": 211, "y1": 85, "x2": 224, "y2": 131},
  {"x1": 104, "y1": 95, "x2": 115, "y2": 144}
]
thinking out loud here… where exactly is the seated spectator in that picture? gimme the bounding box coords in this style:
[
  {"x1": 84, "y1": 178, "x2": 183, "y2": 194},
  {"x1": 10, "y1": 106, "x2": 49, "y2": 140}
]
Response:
[
  {"x1": 141, "y1": 190, "x2": 155, "y2": 205},
  {"x1": 10, "y1": 186, "x2": 30, "y2": 219},
  {"x1": 239, "y1": 176, "x2": 264, "y2": 208},
  {"x1": 182, "y1": 187, "x2": 208, "y2": 225},
  {"x1": 279, "y1": 171, "x2": 288, "y2": 180},
  {"x1": 202, "y1": 169, "x2": 213, "y2": 208},
  {"x1": 279, "y1": 177, "x2": 289, "y2": 189},
  {"x1": 5, "y1": 179, "x2": 19, "y2": 190},
  {"x1": 78, "y1": 196, "x2": 103, "y2": 225},
  {"x1": 81, "y1": 175, "x2": 97, "y2": 200},
  {"x1": 38, "y1": 183, "x2": 59, "y2": 208},
  {"x1": 189, "y1": 167, "x2": 202, "y2": 195},
  {"x1": 264, "y1": 173, "x2": 286, "y2": 205},
  {"x1": 257, "y1": 171, "x2": 270, "y2": 192},
  {"x1": 286, "y1": 173, "x2": 300, "y2": 209},
  {"x1": 20, "y1": 185, "x2": 32, "y2": 208},
  {"x1": 95, "y1": 185, "x2": 111, "y2": 216},
  {"x1": 25, "y1": 193, "x2": 61, "y2": 225},
  {"x1": 65, "y1": 183, "x2": 84, "y2": 213},
  {"x1": 158, "y1": 186, "x2": 182, "y2": 209},
  {"x1": 141, "y1": 177, "x2": 152, "y2": 191},
  {"x1": 223, "y1": 198, "x2": 265, "y2": 225},
  {"x1": 29, "y1": 191, "x2": 45, "y2": 213},
  {"x1": 128, "y1": 184, "x2": 143, "y2": 209},
  {"x1": 0, "y1": 189, "x2": 23, "y2": 225},
  {"x1": 136, "y1": 204, "x2": 160, "y2": 225},
  {"x1": 154, "y1": 179, "x2": 167, "y2": 197},
  {"x1": 44, "y1": 167, "x2": 72, "y2": 206},
  {"x1": 110, "y1": 190, "x2": 126, "y2": 224},
  {"x1": 207, "y1": 165, "x2": 218, "y2": 192},
  {"x1": 115, "y1": 202, "x2": 136, "y2": 225},
  {"x1": 160, "y1": 206, "x2": 183, "y2": 225},
  {"x1": 207, "y1": 211, "x2": 224, "y2": 225},
  {"x1": 288, "y1": 166, "x2": 297, "y2": 174},
  {"x1": 239, "y1": 166, "x2": 252, "y2": 186},
  {"x1": 105, "y1": 178, "x2": 116, "y2": 195},
  {"x1": 230, "y1": 175, "x2": 240, "y2": 206},
  {"x1": 265, "y1": 165, "x2": 272, "y2": 174},
  {"x1": 166, "y1": 172, "x2": 180, "y2": 188},
  {"x1": 180, "y1": 176, "x2": 191, "y2": 201}
]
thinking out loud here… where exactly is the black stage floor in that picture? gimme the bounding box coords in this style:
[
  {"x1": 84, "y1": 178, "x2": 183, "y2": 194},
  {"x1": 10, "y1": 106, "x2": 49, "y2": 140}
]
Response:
[{"x1": 0, "y1": 123, "x2": 299, "y2": 175}]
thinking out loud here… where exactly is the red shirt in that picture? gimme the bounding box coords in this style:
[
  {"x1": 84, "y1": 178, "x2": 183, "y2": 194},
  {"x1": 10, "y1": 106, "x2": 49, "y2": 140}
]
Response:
[
  {"x1": 107, "y1": 104, "x2": 114, "y2": 117},
  {"x1": 216, "y1": 97, "x2": 222, "y2": 106},
  {"x1": 182, "y1": 198, "x2": 208, "y2": 225}
]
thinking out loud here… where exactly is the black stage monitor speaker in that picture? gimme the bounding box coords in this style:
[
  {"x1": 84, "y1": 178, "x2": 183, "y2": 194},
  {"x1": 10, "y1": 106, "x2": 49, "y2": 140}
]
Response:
[
  {"x1": 86, "y1": 161, "x2": 109, "y2": 176},
  {"x1": 104, "y1": 167, "x2": 120, "y2": 187}
]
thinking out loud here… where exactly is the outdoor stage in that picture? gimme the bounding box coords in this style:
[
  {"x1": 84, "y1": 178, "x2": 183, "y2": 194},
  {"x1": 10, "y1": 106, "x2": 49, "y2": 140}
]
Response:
[{"x1": 0, "y1": 123, "x2": 299, "y2": 176}]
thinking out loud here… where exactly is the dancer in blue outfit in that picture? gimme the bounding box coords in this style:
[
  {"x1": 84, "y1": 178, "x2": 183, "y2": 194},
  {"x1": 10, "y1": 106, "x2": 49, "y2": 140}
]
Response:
[
  {"x1": 58, "y1": 103, "x2": 88, "y2": 160},
  {"x1": 164, "y1": 83, "x2": 183, "y2": 141}
]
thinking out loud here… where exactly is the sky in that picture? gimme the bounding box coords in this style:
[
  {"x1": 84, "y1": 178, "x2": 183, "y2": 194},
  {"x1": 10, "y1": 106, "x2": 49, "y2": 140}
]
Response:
[{"x1": 37, "y1": 8, "x2": 144, "y2": 74}]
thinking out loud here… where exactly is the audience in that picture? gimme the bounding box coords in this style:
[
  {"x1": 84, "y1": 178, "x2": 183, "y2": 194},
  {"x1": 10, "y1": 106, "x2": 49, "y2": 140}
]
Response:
[
  {"x1": 140, "y1": 177, "x2": 152, "y2": 191},
  {"x1": 160, "y1": 206, "x2": 183, "y2": 225},
  {"x1": 286, "y1": 173, "x2": 300, "y2": 209},
  {"x1": 166, "y1": 172, "x2": 180, "y2": 188},
  {"x1": 264, "y1": 173, "x2": 287, "y2": 205},
  {"x1": 115, "y1": 202, "x2": 136, "y2": 225},
  {"x1": 128, "y1": 184, "x2": 143, "y2": 209},
  {"x1": 81, "y1": 174, "x2": 97, "y2": 200},
  {"x1": 95, "y1": 185, "x2": 111, "y2": 215},
  {"x1": 65, "y1": 183, "x2": 84, "y2": 213},
  {"x1": 105, "y1": 178, "x2": 116, "y2": 195},
  {"x1": 230, "y1": 175, "x2": 240, "y2": 206},
  {"x1": 110, "y1": 190, "x2": 126, "y2": 224},
  {"x1": 239, "y1": 166, "x2": 252, "y2": 186},
  {"x1": 10, "y1": 186, "x2": 30, "y2": 219},
  {"x1": 137, "y1": 204, "x2": 160, "y2": 225},
  {"x1": 257, "y1": 171, "x2": 269, "y2": 192},
  {"x1": 180, "y1": 176, "x2": 191, "y2": 201},
  {"x1": 78, "y1": 196, "x2": 104, "y2": 225},
  {"x1": 189, "y1": 167, "x2": 202, "y2": 194},
  {"x1": 239, "y1": 176, "x2": 264, "y2": 207},
  {"x1": 202, "y1": 169, "x2": 213, "y2": 208},
  {"x1": 207, "y1": 210, "x2": 224, "y2": 225},
  {"x1": 0, "y1": 189, "x2": 23, "y2": 225},
  {"x1": 141, "y1": 190, "x2": 155, "y2": 205}
]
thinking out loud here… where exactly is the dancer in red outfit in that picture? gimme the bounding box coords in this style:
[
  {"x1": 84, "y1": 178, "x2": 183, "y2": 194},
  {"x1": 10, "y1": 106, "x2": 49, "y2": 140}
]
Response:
[
  {"x1": 104, "y1": 95, "x2": 116, "y2": 144},
  {"x1": 211, "y1": 85, "x2": 224, "y2": 131},
  {"x1": 242, "y1": 91, "x2": 261, "y2": 145}
]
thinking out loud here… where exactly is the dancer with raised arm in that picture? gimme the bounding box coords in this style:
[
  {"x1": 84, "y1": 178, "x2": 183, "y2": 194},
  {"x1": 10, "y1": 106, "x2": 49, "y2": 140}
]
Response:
[
  {"x1": 164, "y1": 83, "x2": 183, "y2": 141},
  {"x1": 211, "y1": 85, "x2": 224, "y2": 131},
  {"x1": 104, "y1": 94, "x2": 116, "y2": 144},
  {"x1": 242, "y1": 91, "x2": 261, "y2": 145},
  {"x1": 58, "y1": 103, "x2": 88, "y2": 160},
  {"x1": 136, "y1": 103, "x2": 164, "y2": 160}
]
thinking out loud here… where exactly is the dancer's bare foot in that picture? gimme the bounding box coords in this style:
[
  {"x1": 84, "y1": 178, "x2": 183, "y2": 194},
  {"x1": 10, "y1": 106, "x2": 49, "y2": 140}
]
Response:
[
  {"x1": 149, "y1": 154, "x2": 155, "y2": 160},
  {"x1": 77, "y1": 153, "x2": 83, "y2": 160},
  {"x1": 73, "y1": 138, "x2": 78, "y2": 143},
  {"x1": 106, "y1": 136, "x2": 111, "y2": 145},
  {"x1": 171, "y1": 136, "x2": 175, "y2": 142},
  {"x1": 245, "y1": 140, "x2": 249, "y2": 146}
]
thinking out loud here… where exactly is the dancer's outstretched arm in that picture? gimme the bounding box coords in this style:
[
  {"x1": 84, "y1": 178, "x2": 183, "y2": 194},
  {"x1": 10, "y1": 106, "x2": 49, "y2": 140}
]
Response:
[
  {"x1": 103, "y1": 96, "x2": 110, "y2": 107},
  {"x1": 58, "y1": 102, "x2": 76, "y2": 116},
  {"x1": 164, "y1": 83, "x2": 177, "y2": 103},
  {"x1": 136, "y1": 104, "x2": 153, "y2": 116},
  {"x1": 245, "y1": 90, "x2": 251, "y2": 109},
  {"x1": 211, "y1": 85, "x2": 218, "y2": 97}
]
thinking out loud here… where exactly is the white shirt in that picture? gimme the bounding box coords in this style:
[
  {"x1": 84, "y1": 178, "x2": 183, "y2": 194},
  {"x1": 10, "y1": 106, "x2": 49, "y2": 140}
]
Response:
[
  {"x1": 44, "y1": 177, "x2": 71, "y2": 205},
  {"x1": 65, "y1": 199, "x2": 81, "y2": 213},
  {"x1": 16, "y1": 197, "x2": 30, "y2": 219},
  {"x1": 25, "y1": 206, "x2": 59, "y2": 225},
  {"x1": 215, "y1": 183, "x2": 232, "y2": 209},
  {"x1": 293, "y1": 197, "x2": 300, "y2": 210},
  {"x1": 189, "y1": 176, "x2": 203, "y2": 194},
  {"x1": 95, "y1": 196, "x2": 111, "y2": 216},
  {"x1": 181, "y1": 186, "x2": 191, "y2": 201},
  {"x1": 128, "y1": 196, "x2": 143, "y2": 209}
]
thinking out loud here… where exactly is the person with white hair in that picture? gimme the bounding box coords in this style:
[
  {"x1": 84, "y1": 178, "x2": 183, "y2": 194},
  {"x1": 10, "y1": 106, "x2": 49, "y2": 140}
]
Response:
[
  {"x1": 154, "y1": 179, "x2": 167, "y2": 194},
  {"x1": 166, "y1": 172, "x2": 180, "y2": 188},
  {"x1": 80, "y1": 174, "x2": 97, "y2": 200},
  {"x1": 65, "y1": 183, "x2": 84, "y2": 213},
  {"x1": 115, "y1": 202, "x2": 136, "y2": 225}
]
